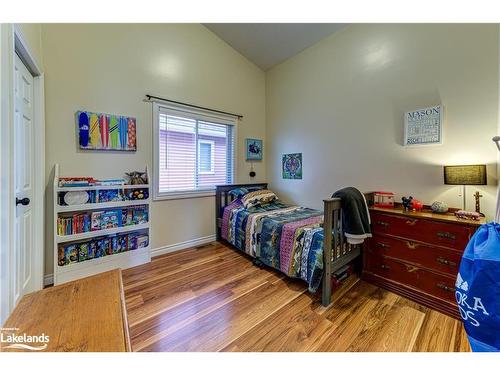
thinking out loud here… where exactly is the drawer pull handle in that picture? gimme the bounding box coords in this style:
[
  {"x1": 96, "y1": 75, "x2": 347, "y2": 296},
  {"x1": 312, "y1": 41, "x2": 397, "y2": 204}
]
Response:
[
  {"x1": 377, "y1": 242, "x2": 390, "y2": 249},
  {"x1": 405, "y1": 265, "x2": 418, "y2": 273},
  {"x1": 437, "y1": 231, "x2": 456, "y2": 240},
  {"x1": 380, "y1": 264, "x2": 390, "y2": 270},
  {"x1": 436, "y1": 283, "x2": 455, "y2": 293},
  {"x1": 406, "y1": 241, "x2": 418, "y2": 250},
  {"x1": 436, "y1": 257, "x2": 457, "y2": 267},
  {"x1": 405, "y1": 219, "x2": 418, "y2": 226},
  {"x1": 376, "y1": 221, "x2": 389, "y2": 227}
]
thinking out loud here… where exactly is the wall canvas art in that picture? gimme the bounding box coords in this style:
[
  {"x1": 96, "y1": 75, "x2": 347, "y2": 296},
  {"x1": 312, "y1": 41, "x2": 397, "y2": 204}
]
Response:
[
  {"x1": 246, "y1": 138, "x2": 263, "y2": 160},
  {"x1": 404, "y1": 105, "x2": 443, "y2": 146},
  {"x1": 77, "y1": 111, "x2": 137, "y2": 151},
  {"x1": 282, "y1": 153, "x2": 302, "y2": 179}
]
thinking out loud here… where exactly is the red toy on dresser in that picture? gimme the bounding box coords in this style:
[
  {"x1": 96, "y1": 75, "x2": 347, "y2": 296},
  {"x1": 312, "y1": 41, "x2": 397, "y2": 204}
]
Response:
[{"x1": 372, "y1": 191, "x2": 395, "y2": 208}]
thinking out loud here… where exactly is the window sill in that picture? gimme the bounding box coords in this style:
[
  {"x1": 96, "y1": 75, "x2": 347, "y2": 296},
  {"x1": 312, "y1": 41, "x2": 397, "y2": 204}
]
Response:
[{"x1": 153, "y1": 190, "x2": 216, "y2": 201}]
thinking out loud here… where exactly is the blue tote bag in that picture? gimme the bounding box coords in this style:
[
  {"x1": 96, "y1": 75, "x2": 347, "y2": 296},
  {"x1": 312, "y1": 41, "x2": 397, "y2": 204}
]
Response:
[{"x1": 456, "y1": 216, "x2": 500, "y2": 351}]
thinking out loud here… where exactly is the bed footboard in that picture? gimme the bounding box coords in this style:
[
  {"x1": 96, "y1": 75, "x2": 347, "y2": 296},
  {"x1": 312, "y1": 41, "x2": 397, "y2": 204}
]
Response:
[{"x1": 322, "y1": 198, "x2": 361, "y2": 306}]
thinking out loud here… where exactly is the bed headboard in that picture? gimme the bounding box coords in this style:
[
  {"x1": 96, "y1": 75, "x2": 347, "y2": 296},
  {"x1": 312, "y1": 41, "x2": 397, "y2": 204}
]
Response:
[{"x1": 215, "y1": 183, "x2": 268, "y2": 240}]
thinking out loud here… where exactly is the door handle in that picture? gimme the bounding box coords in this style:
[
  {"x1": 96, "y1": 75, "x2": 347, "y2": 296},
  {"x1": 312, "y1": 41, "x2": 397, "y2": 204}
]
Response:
[{"x1": 16, "y1": 197, "x2": 30, "y2": 206}]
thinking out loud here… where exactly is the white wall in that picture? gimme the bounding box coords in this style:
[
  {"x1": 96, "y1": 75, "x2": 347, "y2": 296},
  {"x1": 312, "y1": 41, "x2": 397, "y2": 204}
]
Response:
[
  {"x1": 42, "y1": 24, "x2": 266, "y2": 275},
  {"x1": 266, "y1": 24, "x2": 499, "y2": 219}
]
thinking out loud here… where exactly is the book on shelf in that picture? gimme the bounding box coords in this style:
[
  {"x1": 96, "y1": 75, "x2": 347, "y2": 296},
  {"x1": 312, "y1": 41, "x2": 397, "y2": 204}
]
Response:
[
  {"x1": 58, "y1": 232, "x2": 149, "y2": 266},
  {"x1": 95, "y1": 179, "x2": 126, "y2": 186},
  {"x1": 59, "y1": 177, "x2": 96, "y2": 187},
  {"x1": 58, "y1": 177, "x2": 128, "y2": 188},
  {"x1": 57, "y1": 205, "x2": 148, "y2": 236}
]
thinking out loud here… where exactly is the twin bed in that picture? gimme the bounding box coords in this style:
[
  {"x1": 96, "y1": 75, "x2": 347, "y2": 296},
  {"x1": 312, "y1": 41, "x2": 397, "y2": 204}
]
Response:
[{"x1": 215, "y1": 183, "x2": 362, "y2": 306}]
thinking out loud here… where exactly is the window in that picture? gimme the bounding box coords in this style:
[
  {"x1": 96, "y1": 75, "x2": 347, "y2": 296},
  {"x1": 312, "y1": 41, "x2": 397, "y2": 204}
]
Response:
[
  {"x1": 153, "y1": 103, "x2": 236, "y2": 199},
  {"x1": 198, "y1": 140, "x2": 215, "y2": 174}
]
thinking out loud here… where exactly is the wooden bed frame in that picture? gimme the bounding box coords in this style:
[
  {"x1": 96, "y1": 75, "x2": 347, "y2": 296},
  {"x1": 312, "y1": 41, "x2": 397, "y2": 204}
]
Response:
[{"x1": 215, "y1": 183, "x2": 361, "y2": 307}]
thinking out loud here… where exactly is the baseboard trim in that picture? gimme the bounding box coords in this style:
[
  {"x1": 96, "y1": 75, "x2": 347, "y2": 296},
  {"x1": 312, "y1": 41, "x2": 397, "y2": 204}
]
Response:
[
  {"x1": 44, "y1": 273, "x2": 54, "y2": 287},
  {"x1": 151, "y1": 234, "x2": 216, "y2": 258}
]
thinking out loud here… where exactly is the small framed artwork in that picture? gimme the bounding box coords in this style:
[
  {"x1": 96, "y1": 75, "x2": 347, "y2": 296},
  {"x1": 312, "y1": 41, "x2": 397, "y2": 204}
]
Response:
[
  {"x1": 404, "y1": 105, "x2": 443, "y2": 146},
  {"x1": 282, "y1": 153, "x2": 302, "y2": 179},
  {"x1": 77, "y1": 110, "x2": 137, "y2": 151},
  {"x1": 246, "y1": 138, "x2": 263, "y2": 160}
]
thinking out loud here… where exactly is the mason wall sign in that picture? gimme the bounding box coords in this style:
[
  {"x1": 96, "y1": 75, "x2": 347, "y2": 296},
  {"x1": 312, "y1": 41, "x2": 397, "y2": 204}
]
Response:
[{"x1": 404, "y1": 105, "x2": 443, "y2": 146}]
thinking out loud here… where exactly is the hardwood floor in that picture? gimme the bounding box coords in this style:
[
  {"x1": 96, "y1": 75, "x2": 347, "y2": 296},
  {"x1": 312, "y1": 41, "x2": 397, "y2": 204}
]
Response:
[{"x1": 122, "y1": 241, "x2": 470, "y2": 352}]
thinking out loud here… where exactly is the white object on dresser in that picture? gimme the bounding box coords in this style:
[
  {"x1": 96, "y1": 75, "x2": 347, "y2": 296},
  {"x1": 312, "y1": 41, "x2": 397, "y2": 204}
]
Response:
[{"x1": 52, "y1": 164, "x2": 152, "y2": 285}]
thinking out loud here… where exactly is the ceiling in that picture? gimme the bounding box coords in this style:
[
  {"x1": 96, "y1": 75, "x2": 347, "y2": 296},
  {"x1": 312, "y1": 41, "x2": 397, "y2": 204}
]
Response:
[{"x1": 204, "y1": 23, "x2": 347, "y2": 71}]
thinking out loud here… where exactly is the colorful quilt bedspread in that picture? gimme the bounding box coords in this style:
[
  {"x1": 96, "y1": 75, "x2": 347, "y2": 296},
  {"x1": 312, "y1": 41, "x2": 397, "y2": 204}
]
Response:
[{"x1": 221, "y1": 199, "x2": 325, "y2": 292}]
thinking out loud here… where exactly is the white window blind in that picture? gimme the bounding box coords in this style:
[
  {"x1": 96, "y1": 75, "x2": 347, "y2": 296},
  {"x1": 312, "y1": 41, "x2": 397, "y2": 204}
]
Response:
[{"x1": 154, "y1": 104, "x2": 236, "y2": 199}]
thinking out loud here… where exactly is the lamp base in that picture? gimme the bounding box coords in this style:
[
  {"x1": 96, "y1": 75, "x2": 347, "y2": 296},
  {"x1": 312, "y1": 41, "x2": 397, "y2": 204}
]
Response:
[{"x1": 462, "y1": 185, "x2": 466, "y2": 210}]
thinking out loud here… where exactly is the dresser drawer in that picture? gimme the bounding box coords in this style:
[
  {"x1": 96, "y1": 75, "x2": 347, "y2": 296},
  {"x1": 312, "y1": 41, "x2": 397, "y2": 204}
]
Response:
[
  {"x1": 371, "y1": 212, "x2": 472, "y2": 250},
  {"x1": 365, "y1": 255, "x2": 457, "y2": 304},
  {"x1": 368, "y1": 234, "x2": 462, "y2": 277}
]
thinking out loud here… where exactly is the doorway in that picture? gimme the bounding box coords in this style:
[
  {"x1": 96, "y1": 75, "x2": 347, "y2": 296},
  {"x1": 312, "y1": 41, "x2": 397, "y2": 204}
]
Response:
[
  {"x1": 0, "y1": 25, "x2": 45, "y2": 325},
  {"x1": 13, "y1": 53, "x2": 36, "y2": 305}
]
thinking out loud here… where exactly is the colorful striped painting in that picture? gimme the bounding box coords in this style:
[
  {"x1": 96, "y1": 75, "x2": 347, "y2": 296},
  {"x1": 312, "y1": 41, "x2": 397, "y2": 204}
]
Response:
[{"x1": 77, "y1": 111, "x2": 137, "y2": 151}]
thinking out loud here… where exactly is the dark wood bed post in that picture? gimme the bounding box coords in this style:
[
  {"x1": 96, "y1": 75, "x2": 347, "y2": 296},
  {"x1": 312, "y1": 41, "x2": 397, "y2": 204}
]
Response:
[{"x1": 322, "y1": 198, "x2": 341, "y2": 306}]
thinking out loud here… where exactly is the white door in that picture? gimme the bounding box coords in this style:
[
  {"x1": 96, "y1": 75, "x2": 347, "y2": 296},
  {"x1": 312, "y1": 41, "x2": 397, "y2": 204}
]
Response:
[{"x1": 13, "y1": 53, "x2": 35, "y2": 305}]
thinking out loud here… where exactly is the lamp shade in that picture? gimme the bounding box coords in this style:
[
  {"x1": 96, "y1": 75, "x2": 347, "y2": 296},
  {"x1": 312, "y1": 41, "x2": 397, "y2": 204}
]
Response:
[{"x1": 444, "y1": 164, "x2": 487, "y2": 185}]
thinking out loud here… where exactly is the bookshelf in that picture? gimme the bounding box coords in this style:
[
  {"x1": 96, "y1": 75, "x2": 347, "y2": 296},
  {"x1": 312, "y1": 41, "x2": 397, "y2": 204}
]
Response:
[{"x1": 53, "y1": 164, "x2": 152, "y2": 285}]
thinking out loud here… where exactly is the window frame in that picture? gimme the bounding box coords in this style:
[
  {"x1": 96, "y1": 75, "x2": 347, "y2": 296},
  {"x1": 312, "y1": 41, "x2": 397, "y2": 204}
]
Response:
[{"x1": 152, "y1": 101, "x2": 238, "y2": 201}]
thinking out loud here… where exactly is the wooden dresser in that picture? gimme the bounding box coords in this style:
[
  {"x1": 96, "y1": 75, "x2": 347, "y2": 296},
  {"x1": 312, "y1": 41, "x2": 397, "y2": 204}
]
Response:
[{"x1": 362, "y1": 206, "x2": 485, "y2": 319}]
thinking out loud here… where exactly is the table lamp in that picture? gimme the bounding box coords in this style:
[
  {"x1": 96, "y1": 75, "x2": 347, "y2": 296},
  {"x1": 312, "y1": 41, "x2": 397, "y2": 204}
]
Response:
[{"x1": 444, "y1": 164, "x2": 487, "y2": 212}]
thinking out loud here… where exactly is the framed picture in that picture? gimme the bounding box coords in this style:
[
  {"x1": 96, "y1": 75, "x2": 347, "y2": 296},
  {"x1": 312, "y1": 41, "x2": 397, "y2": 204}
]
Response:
[
  {"x1": 246, "y1": 138, "x2": 263, "y2": 160},
  {"x1": 282, "y1": 153, "x2": 302, "y2": 179},
  {"x1": 404, "y1": 105, "x2": 443, "y2": 146},
  {"x1": 77, "y1": 110, "x2": 137, "y2": 151}
]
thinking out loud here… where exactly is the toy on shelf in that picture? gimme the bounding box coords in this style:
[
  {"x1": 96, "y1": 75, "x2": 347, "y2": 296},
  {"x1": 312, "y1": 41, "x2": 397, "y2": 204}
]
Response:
[
  {"x1": 411, "y1": 199, "x2": 423, "y2": 211},
  {"x1": 431, "y1": 201, "x2": 449, "y2": 213},
  {"x1": 402, "y1": 196, "x2": 413, "y2": 211},
  {"x1": 402, "y1": 196, "x2": 424, "y2": 211},
  {"x1": 373, "y1": 192, "x2": 395, "y2": 208},
  {"x1": 455, "y1": 210, "x2": 481, "y2": 221},
  {"x1": 126, "y1": 171, "x2": 148, "y2": 185}
]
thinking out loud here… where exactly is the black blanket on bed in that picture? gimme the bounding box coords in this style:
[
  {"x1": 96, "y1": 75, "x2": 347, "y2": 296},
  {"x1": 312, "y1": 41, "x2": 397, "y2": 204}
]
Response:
[{"x1": 332, "y1": 187, "x2": 372, "y2": 244}]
